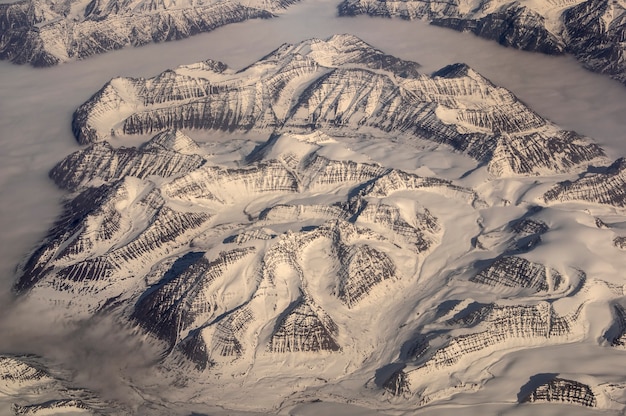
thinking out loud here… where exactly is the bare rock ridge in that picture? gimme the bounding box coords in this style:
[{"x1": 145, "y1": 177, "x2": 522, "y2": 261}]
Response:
[
  {"x1": 72, "y1": 35, "x2": 604, "y2": 178},
  {"x1": 544, "y1": 157, "x2": 626, "y2": 207},
  {"x1": 521, "y1": 377, "x2": 597, "y2": 407},
  {"x1": 470, "y1": 256, "x2": 563, "y2": 293},
  {"x1": 0, "y1": 0, "x2": 298, "y2": 66},
  {"x1": 383, "y1": 298, "x2": 586, "y2": 400},
  {"x1": 338, "y1": 0, "x2": 626, "y2": 86},
  {"x1": 50, "y1": 130, "x2": 206, "y2": 191},
  {"x1": 605, "y1": 303, "x2": 626, "y2": 347}
]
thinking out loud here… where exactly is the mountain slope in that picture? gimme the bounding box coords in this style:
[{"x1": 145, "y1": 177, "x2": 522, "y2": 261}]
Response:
[
  {"x1": 0, "y1": 0, "x2": 298, "y2": 66},
  {"x1": 338, "y1": 0, "x2": 626, "y2": 86}
]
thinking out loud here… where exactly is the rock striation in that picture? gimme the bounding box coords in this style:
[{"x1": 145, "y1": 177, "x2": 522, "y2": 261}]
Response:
[
  {"x1": 521, "y1": 377, "x2": 597, "y2": 407},
  {"x1": 544, "y1": 158, "x2": 626, "y2": 207},
  {"x1": 50, "y1": 131, "x2": 205, "y2": 191},
  {"x1": 338, "y1": 0, "x2": 626, "y2": 86},
  {"x1": 18, "y1": 124, "x2": 480, "y2": 369},
  {"x1": 606, "y1": 303, "x2": 626, "y2": 347},
  {"x1": 384, "y1": 299, "x2": 586, "y2": 398},
  {"x1": 470, "y1": 256, "x2": 563, "y2": 293},
  {"x1": 0, "y1": 0, "x2": 298, "y2": 66}
]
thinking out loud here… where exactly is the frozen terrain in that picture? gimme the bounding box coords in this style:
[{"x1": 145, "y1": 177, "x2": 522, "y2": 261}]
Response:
[
  {"x1": 0, "y1": 0, "x2": 299, "y2": 66},
  {"x1": 3, "y1": 33, "x2": 626, "y2": 415},
  {"x1": 339, "y1": 0, "x2": 626, "y2": 86}
]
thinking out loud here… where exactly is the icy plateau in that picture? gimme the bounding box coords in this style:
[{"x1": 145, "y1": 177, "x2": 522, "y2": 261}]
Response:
[{"x1": 6, "y1": 34, "x2": 626, "y2": 414}]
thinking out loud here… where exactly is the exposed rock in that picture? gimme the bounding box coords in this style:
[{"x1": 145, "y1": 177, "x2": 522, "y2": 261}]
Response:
[
  {"x1": 338, "y1": 0, "x2": 626, "y2": 86},
  {"x1": 0, "y1": 0, "x2": 298, "y2": 66},
  {"x1": 50, "y1": 133, "x2": 205, "y2": 191},
  {"x1": 162, "y1": 161, "x2": 299, "y2": 204},
  {"x1": 606, "y1": 303, "x2": 626, "y2": 347},
  {"x1": 614, "y1": 236, "x2": 626, "y2": 250},
  {"x1": 0, "y1": 356, "x2": 50, "y2": 386},
  {"x1": 386, "y1": 300, "x2": 585, "y2": 396},
  {"x1": 12, "y1": 399, "x2": 91, "y2": 415},
  {"x1": 0, "y1": 355, "x2": 122, "y2": 414},
  {"x1": 383, "y1": 369, "x2": 411, "y2": 396},
  {"x1": 544, "y1": 158, "x2": 626, "y2": 207},
  {"x1": 521, "y1": 377, "x2": 597, "y2": 407},
  {"x1": 132, "y1": 248, "x2": 255, "y2": 346},
  {"x1": 269, "y1": 296, "x2": 340, "y2": 352},
  {"x1": 563, "y1": 0, "x2": 626, "y2": 85},
  {"x1": 336, "y1": 243, "x2": 396, "y2": 308},
  {"x1": 470, "y1": 256, "x2": 563, "y2": 293}
]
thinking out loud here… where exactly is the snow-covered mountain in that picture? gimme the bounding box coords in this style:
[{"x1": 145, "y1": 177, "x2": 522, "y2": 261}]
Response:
[
  {"x1": 338, "y1": 0, "x2": 626, "y2": 85},
  {"x1": 72, "y1": 34, "x2": 605, "y2": 177},
  {"x1": 0, "y1": 0, "x2": 298, "y2": 66},
  {"x1": 12, "y1": 35, "x2": 626, "y2": 413},
  {"x1": 0, "y1": 354, "x2": 124, "y2": 414}
]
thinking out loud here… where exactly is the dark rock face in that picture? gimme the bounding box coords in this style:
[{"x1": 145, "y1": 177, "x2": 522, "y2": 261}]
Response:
[
  {"x1": 269, "y1": 297, "x2": 340, "y2": 352},
  {"x1": 563, "y1": 0, "x2": 626, "y2": 85},
  {"x1": 383, "y1": 369, "x2": 411, "y2": 396},
  {"x1": 606, "y1": 303, "x2": 626, "y2": 347},
  {"x1": 0, "y1": 0, "x2": 298, "y2": 66},
  {"x1": 50, "y1": 132, "x2": 205, "y2": 191},
  {"x1": 544, "y1": 158, "x2": 626, "y2": 207},
  {"x1": 338, "y1": 0, "x2": 626, "y2": 85},
  {"x1": 470, "y1": 256, "x2": 562, "y2": 293},
  {"x1": 384, "y1": 300, "x2": 586, "y2": 397},
  {"x1": 15, "y1": 179, "x2": 212, "y2": 296},
  {"x1": 132, "y1": 249, "x2": 255, "y2": 346},
  {"x1": 521, "y1": 377, "x2": 597, "y2": 407},
  {"x1": 432, "y1": 4, "x2": 564, "y2": 54},
  {"x1": 614, "y1": 236, "x2": 626, "y2": 250}
]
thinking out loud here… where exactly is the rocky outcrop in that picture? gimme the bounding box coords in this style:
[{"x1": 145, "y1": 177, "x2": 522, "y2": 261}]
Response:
[
  {"x1": 132, "y1": 248, "x2": 255, "y2": 346},
  {"x1": 338, "y1": 0, "x2": 564, "y2": 54},
  {"x1": 606, "y1": 303, "x2": 626, "y2": 347},
  {"x1": 544, "y1": 158, "x2": 626, "y2": 207},
  {"x1": 562, "y1": 0, "x2": 626, "y2": 85},
  {"x1": 269, "y1": 297, "x2": 340, "y2": 352},
  {"x1": 50, "y1": 131, "x2": 205, "y2": 191},
  {"x1": 336, "y1": 244, "x2": 396, "y2": 308},
  {"x1": 0, "y1": 0, "x2": 298, "y2": 66},
  {"x1": 72, "y1": 35, "x2": 605, "y2": 177},
  {"x1": 385, "y1": 300, "x2": 586, "y2": 397},
  {"x1": 0, "y1": 356, "x2": 49, "y2": 386},
  {"x1": 338, "y1": 0, "x2": 626, "y2": 86},
  {"x1": 12, "y1": 399, "x2": 91, "y2": 415},
  {"x1": 614, "y1": 236, "x2": 626, "y2": 250},
  {"x1": 521, "y1": 377, "x2": 597, "y2": 407},
  {"x1": 15, "y1": 178, "x2": 212, "y2": 302},
  {"x1": 470, "y1": 256, "x2": 563, "y2": 293}
]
